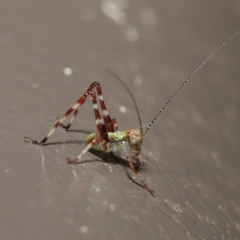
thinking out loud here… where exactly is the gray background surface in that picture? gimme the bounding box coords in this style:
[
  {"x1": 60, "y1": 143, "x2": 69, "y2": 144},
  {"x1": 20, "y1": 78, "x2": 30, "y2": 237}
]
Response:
[{"x1": 0, "y1": 0, "x2": 239, "y2": 239}]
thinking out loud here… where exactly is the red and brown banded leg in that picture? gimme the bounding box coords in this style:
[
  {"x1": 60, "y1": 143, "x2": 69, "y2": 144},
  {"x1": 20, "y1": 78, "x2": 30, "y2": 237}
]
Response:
[
  {"x1": 24, "y1": 82, "x2": 101, "y2": 145},
  {"x1": 126, "y1": 156, "x2": 155, "y2": 196},
  {"x1": 67, "y1": 91, "x2": 112, "y2": 164},
  {"x1": 95, "y1": 84, "x2": 114, "y2": 133},
  {"x1": 67, "y1": 137, "x2": 100, "y2": 164},
  {"x1": 90, "y1": 91, "x2": 109, "y2": 151},
  {"x1": 60, "y1": 105, "x2": 81, "y2": 130},
  {"x1": 112, "y1": 118, "x2": 119, "y2": 131},
  {"x1": 61, "y1": 82, "x2": 115, "y2": 133}
]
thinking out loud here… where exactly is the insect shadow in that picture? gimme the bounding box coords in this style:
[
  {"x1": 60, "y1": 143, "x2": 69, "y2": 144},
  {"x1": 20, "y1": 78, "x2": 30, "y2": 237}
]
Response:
[
  {"x1": 39, "y1": 127, "x2": 148, "y2": 189},
  {"x1": 91, "y1": 141, "x2": 150, "y2": 191},
  {"x1": 88, "y1": 148, "x2": 148, "y2": 190}
]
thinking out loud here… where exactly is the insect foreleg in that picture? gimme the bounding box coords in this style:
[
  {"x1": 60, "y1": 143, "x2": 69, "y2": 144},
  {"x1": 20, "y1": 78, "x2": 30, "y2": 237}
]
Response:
[
  {"x1": 112, "y1": 118, "x2": 119, "y2": 131},
  {"x1": 126, "y1": 156, "x2": 155, "y2": 196},
  {"x1": 134, "y1": 154, "x2": 146, "y2": 167}
]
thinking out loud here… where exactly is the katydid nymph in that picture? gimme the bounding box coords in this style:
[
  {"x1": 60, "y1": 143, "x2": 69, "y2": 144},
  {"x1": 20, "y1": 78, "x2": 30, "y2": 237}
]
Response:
[{"x1": 25, "y1": 31, "x2": 240, "y2": 196}]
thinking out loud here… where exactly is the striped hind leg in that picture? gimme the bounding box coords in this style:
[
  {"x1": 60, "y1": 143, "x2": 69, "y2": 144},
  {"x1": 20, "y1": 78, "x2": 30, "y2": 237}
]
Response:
[
  {"x1": 67, "y1": 91, "x2": 111, "y2": 164},
  {"x1": 60, "y1": 105, "x2": 81, "y2": 130},
  {"x1": 94, "y1": 83, "x2": 115, "y2": 133},
  {"x1": 24, "y1": 82, "x2": 102, "y2": 145},
  {"x1": 61, "y1": 82, "x2": 115, "y2": 133}
]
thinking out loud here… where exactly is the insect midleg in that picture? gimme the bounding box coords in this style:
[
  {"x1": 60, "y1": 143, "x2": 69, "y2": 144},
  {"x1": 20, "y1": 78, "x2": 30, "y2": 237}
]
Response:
[
  {"x1": 112, "y1": 118, "x2": 119, "y2": 131},
  {"x1": 67, "y1": 137, "x2": 100, "y2": 164},
  {"x1": 24, "y1": 82, "x2": 100, "y2": 145},
  {"x1": 126, "y1": 156, "x2": 155, "y2": 196}
]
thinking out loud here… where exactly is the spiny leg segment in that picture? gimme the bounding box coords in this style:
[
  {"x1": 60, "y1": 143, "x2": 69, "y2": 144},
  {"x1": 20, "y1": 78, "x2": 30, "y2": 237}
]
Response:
[{"x1": 24, "y1": 82, "x2": 114, "y2": 145}]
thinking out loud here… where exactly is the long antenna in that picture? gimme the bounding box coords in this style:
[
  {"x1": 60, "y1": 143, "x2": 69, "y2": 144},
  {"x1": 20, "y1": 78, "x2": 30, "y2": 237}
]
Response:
[
  {"x1": 106, "y1": 69, "x2": 143, "y2": 134},
  {"x1": 142, "y1": 30, "x2": 240, "y2": 136}
]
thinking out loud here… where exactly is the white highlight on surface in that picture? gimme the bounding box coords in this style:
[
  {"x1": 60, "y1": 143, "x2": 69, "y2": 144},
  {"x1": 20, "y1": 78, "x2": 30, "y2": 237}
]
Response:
[
  {"x1": 108, "y1": 165, "x2": 113, "y2": 173},
  {"x1": 32, "y1": 83, "x2": 38, "y2": 88},
  {"x1": 133, "y1": 76, "x2": 142, "y2": 86},
  {"x1": 140, "y1": 6, "x2": 156, "y2": 27},
  {"x1": 224, "y1": 105, "x2": 236, "y2": 118},
  {"x1": 210, "y1": 150, "x2": 219, "y2": 160},
  {"x1": 119, "y1": 105, "x2": 126, "y2": 113},
  {"x1": 79, "y1": 226, "x2": 89, "y2": 233},
  {"x1": 5, "y1": 169, "x2": 9, "y2": 173},
  {"x1": 40, "y1": 148, "x2": 47, "y2": 176},
  {"x1": 63, "y1": 67, "x2": 73, "y2": 76},
  {"x1": 86, "y1": 206, "x2": 91, "y2": 212},
  {"x1": 81, "y1": 9, "x2": 95, "y2": 22},
  {"x1": 126, "y1": 27, "x2": 139, "y2": 42},
  {"x1": 92, "y1": 184, "x2": 101, "y2": 192},
  {"x1": 110, "y1": 203, "x2": 116, "y2": 211},
  {"x1": 101, "y1": 0, "x2": 140, "y2": 42},
  {"x1": 72, "y1": 169, "x2": 78, "y2": 180},
  {"x1": 101, "y1": 0, "x2": 128, "y2": 26},
  {"x1": 102, "y1": 201, "x2": 116, "y2": 211},
  {"x1": 210, "y1": 150, "x2": 221, "y2": 167}
]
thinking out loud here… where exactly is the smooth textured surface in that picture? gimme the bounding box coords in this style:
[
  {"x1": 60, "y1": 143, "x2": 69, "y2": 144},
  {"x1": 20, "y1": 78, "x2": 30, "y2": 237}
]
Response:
[{"x1": 0, "y1": 1, "x2": 239, "y2": 239}]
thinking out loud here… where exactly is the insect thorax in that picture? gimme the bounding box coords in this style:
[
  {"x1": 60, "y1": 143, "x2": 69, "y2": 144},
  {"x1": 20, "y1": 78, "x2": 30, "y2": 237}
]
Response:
[{"x1": 86, "y1": 129, "x2": 143, "y2": 155}]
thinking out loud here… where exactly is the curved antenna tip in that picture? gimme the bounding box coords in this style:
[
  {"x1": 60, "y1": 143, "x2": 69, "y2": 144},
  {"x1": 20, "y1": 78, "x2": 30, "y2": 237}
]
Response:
[{"x1": 143, "y1": 30, "x2": 240, "y2": 136}]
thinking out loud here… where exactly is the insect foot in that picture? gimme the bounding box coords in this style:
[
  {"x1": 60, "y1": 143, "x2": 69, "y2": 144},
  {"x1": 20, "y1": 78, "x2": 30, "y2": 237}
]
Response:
[
  {"x1": 55, "y1": 117, "x2": 71, "y2": 130},
  {"x1": 147, "y1": 188, "x2": 155, "y2": 197},
  {"x1": 66, "y1": 153, "x2": 82, "y2": 164},
  {"x1": 59, "y1": 123, "x2": 71, "y2": 130},
  {"x1": 24, "y1": 136, "x2": 43, "y2": 145},
  {"x1": 66, "y1": 158, "x2": 79, "y2": 164}
]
